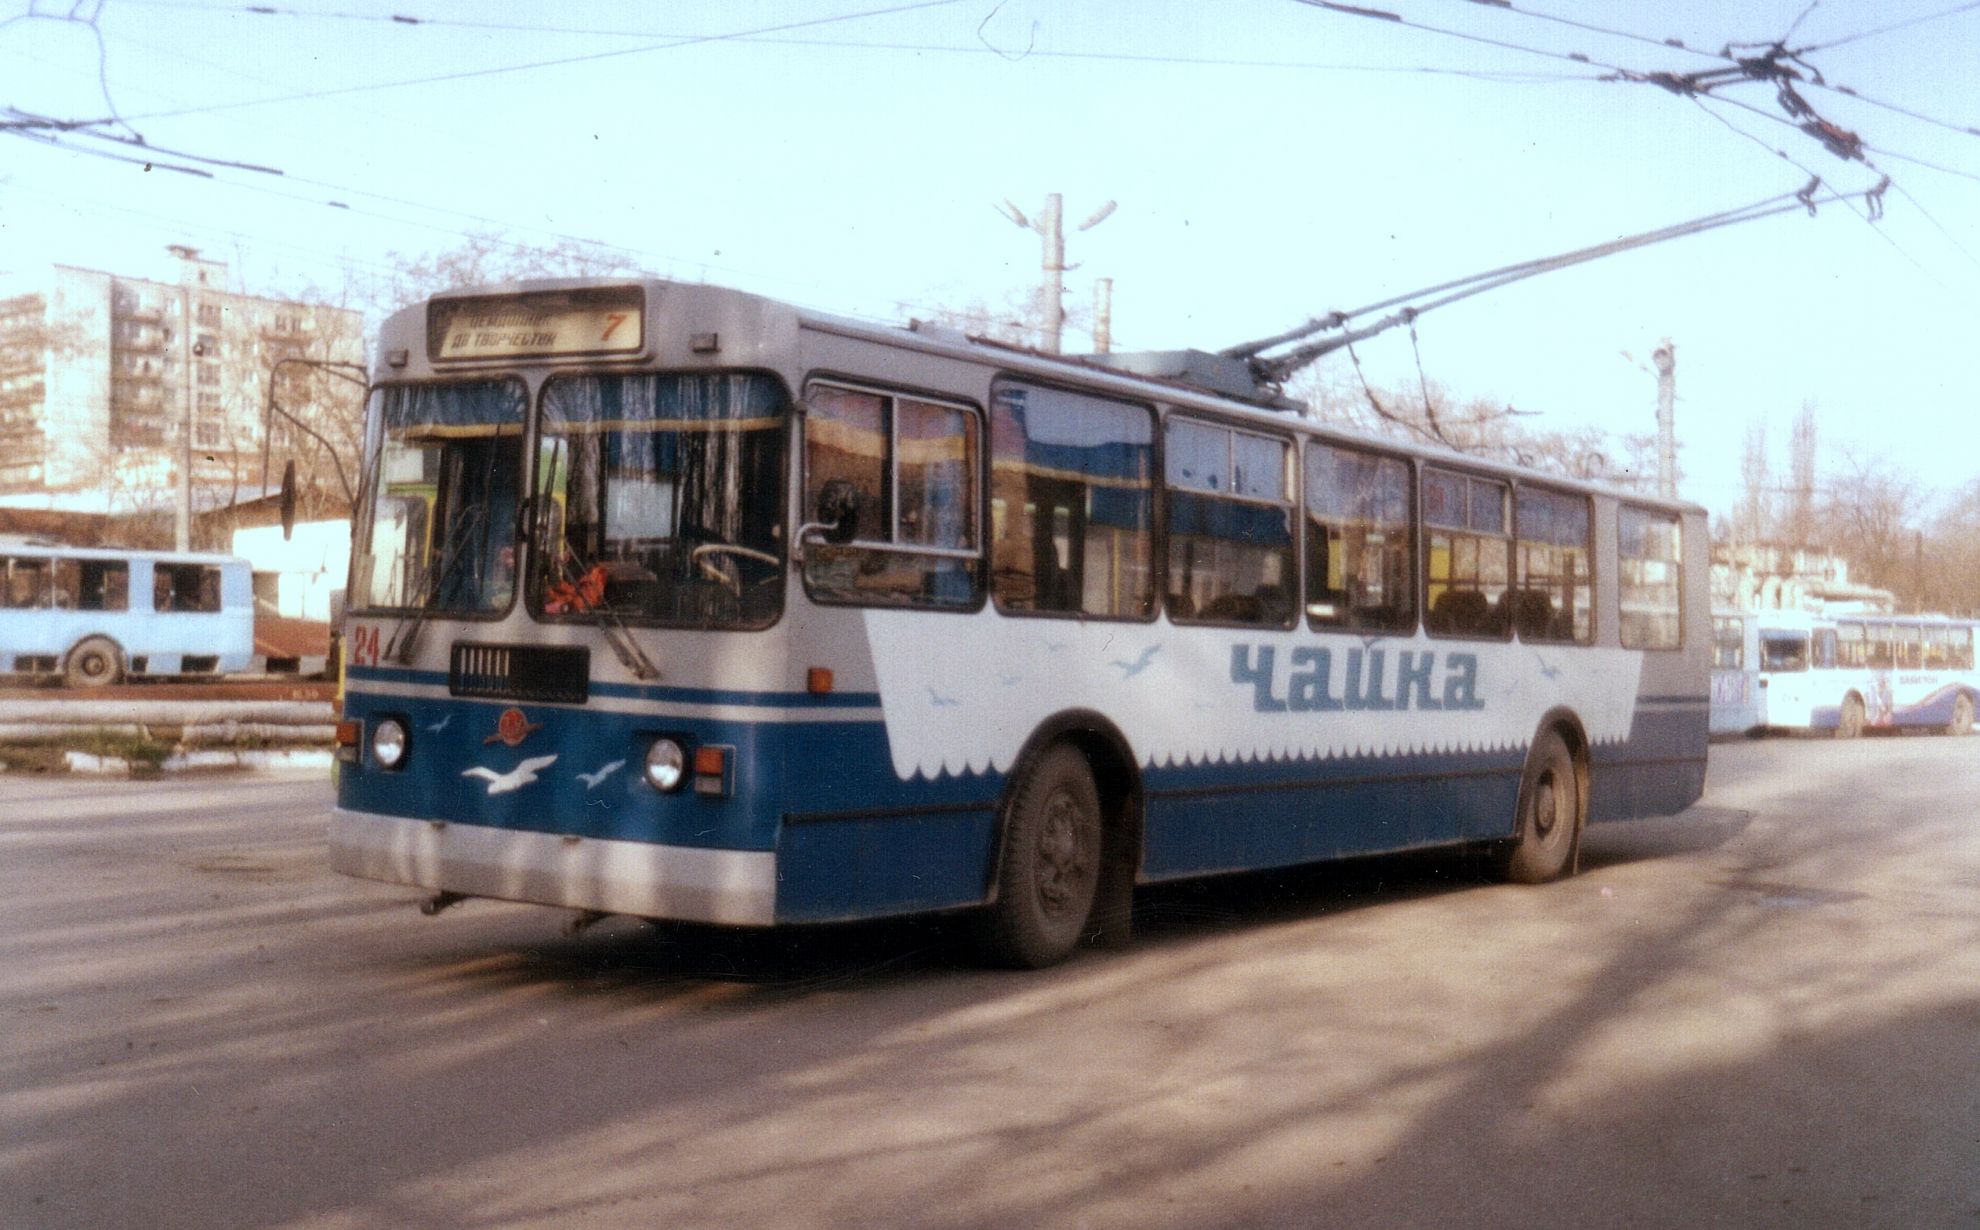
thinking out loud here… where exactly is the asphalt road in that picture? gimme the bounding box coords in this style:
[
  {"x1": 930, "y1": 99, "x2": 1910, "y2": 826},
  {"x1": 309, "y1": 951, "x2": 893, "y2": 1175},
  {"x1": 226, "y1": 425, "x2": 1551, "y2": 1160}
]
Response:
[{"x1": 4, "y1": 736, "x2": 1977, "y2": 1230}]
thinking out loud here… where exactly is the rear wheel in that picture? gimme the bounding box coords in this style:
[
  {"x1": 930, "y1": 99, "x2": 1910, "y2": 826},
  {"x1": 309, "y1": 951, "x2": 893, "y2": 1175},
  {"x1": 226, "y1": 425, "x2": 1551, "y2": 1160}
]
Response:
[
  {"x1": 1948, "y1": 693, "x2": 1975, "y2": 737},
  {"x1": 63, "y1": 636, "x2": 124, "y2": 689},
  {"x1": 973, "y1": 744, "x2": 1102, "y2": 969},
  {"x1": 1492, "y1": 729, "x2": 1581, "y2": 884},
  {"x1": 1835, "y1": 694, "x2": 1865, "y2": 740}
]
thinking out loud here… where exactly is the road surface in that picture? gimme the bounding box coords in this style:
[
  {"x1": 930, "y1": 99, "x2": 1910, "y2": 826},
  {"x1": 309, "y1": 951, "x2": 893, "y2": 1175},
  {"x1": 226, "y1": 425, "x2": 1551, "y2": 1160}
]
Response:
[{"x1": 3, "y1": 736, "x2": 1977, "y2": 1228}]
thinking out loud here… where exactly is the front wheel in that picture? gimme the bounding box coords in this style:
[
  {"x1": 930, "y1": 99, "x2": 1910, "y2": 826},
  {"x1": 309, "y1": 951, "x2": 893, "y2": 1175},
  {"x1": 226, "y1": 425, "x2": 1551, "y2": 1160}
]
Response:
[
  {"x1": 1948, "y1": 693, "x2": 1975, "y2": 737},
  {"x1": 63, "y1": 636, "x2": 124, "y2": 688},
  {"x1": 972, "y1": 744, "x2": 1102, "y2": 969},
  {"x1": 1492, "y1": 729, "x2": 1582, "y2": 884},
  {"x1": 1835, "y1": 694, "x2": 1865, "y2": 740}
]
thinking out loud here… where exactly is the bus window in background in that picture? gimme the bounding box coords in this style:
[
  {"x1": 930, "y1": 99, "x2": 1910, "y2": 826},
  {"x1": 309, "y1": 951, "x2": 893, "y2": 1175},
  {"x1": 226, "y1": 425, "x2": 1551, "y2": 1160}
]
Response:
[
  {"x1": 3, "y1": 556, "x2": 50, "y2": 609},
  {"x1": 1713, "y1": 616, "x2": 1745, "y2": 669},
  {"x1": 1760, "y1": 632, "x2": 1809, "y2": 672}
]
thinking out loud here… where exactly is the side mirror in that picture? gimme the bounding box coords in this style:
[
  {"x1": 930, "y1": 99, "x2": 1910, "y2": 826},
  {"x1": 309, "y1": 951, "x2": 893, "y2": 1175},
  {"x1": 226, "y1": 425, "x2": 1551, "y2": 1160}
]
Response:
[{"x1": 279, "y1": 460, "x2": 297, "y2": 540}]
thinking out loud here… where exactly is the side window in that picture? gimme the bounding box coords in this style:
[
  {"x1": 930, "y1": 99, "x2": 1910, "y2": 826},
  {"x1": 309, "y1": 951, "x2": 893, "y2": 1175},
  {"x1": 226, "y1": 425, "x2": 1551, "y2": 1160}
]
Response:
[
  {"x1": 1304, "y1": 441, "x2": 1413, "y2": 633},
  {"x1": 989, "y1": 382, "x2": 1155, "y2": 619},
  {"x1": 3, "y1": 556, "x2": 51, "y2": 609},
  {"x1": 1812, "y1": 627, "x2": 1837, "y2": 670},
  {"x1": 1837, "y1": 622, "x2": 1867, "y2": 667},
  {"x1": 1513, "y1": 487, "x2": 1592, "y2": 643},
  {"x1": 1618, "y1": 506, "x2": 1682, "y2": 649},
  {"x1": 154, "y1": 564, "x2": 223, "y2": 613},
  {"x1": 1423, "y1": 468, "x2": 1511, "y2": 638},
  {"x1": 1712, "y1": 617, "x2": 1744, "y2": 670},
  {"x1": 802, "y1": 382, "x2": 980, "y2": 609},
  {"x1": 51, "y1": 559, "x2": 131, "y2": 611},
  {"x1": 1166, "y1": 419, "x2": 1295, "y2": 626}
]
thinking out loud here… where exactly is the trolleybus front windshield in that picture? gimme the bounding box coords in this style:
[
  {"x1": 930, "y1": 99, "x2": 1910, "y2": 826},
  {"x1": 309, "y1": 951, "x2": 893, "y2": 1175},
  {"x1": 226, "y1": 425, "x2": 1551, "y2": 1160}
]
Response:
[
  {"x1": 350, "y1": 379, "x2": 526, "y2": 615},
  {"x1": 530, "y1": 372, "x2": 786, "y2": 629}
]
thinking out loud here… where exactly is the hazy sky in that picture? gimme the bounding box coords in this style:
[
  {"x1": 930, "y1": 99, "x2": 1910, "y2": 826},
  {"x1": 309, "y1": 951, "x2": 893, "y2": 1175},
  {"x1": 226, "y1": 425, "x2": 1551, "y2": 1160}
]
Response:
[{"x1": 3, "y1": 0, "x2": 1976, "y2": 516}]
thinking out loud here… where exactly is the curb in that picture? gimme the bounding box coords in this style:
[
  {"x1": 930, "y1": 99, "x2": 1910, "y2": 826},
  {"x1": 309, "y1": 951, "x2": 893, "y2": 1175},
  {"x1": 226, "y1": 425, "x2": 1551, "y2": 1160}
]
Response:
[{"x1": 60, "y1": 748, "x2": 335, "y2": 776}]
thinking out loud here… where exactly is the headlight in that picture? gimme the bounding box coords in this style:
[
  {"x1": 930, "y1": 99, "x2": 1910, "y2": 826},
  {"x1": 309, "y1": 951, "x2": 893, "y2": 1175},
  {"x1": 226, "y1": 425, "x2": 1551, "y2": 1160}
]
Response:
[
  {"x1": 644, "y1": 737, "x2": 685, "y2": 791},
  {"x1": 371, "y1": 717, "x2": 408, "y2": 769}
]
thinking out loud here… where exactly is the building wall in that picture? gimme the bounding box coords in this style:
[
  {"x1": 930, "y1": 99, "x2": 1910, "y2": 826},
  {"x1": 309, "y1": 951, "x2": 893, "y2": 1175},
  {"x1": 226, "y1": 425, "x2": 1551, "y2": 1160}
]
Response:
[{"x1": 0, "y1": 255, "x2": 362, "y2": 516}]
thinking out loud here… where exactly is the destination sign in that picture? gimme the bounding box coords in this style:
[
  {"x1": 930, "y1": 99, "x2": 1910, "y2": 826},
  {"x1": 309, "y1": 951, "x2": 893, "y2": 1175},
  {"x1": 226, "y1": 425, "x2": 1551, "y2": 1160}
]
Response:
[{"x1": 428, "y1": 288, "x2": 644, "y2": 361}]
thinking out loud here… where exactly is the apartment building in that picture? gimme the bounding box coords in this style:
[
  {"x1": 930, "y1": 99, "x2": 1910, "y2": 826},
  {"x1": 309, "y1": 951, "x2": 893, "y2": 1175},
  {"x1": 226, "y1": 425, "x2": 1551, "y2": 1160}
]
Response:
[{"x1": 0, "y1": 248, "x2": 362, "y2": 516}]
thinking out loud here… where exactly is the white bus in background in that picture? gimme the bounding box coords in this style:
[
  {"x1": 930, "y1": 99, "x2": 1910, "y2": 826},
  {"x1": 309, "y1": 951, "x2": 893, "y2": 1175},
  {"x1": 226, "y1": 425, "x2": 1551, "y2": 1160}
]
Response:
[
  {"x1": 0, "y1": 542, "x2": 255, "y2": 686},
  {"x1": 1715, "y1": 609, "x2": 1980, "y2": 737}
]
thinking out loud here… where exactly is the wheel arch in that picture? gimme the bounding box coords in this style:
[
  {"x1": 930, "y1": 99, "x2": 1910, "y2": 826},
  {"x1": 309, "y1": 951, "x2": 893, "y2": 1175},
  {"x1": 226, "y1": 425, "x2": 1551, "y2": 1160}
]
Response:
[
  {"x1": 985, "y1": 709, "x2": 1144, "y2": 910},
  {"x1": 1533, "y1": 704, "x2": 1590, "y2": 809}
]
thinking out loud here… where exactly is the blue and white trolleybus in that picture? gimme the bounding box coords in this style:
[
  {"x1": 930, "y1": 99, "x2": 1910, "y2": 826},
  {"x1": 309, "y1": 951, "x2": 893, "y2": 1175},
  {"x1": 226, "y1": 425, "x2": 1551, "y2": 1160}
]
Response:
[{"x1": 331, "y1": 279, "x2": 1711, "y2": 966}]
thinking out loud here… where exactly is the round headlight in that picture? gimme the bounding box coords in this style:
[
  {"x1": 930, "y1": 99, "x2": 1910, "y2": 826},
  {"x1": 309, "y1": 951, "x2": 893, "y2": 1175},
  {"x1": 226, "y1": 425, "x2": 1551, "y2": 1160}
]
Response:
[
  {"x1": 371, "y1": 718, "x2": 408, "y2": 769},
  {"x1": 644, "y1": 738, "x2": 685, "y2": 792}
]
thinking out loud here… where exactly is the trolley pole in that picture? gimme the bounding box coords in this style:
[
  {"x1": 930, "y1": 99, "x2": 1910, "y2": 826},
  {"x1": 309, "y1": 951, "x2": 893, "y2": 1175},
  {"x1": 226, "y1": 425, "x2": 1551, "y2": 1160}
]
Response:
[{"x1": 1652, "y1": 339, "x2": 1677, "y2": 499}]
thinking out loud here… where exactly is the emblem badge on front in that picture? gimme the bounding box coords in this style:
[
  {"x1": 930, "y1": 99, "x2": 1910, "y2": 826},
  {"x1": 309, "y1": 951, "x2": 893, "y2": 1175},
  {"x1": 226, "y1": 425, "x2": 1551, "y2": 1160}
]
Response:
[{"x1": 484, "y1": 707, "x2": 543, "y2": 746}]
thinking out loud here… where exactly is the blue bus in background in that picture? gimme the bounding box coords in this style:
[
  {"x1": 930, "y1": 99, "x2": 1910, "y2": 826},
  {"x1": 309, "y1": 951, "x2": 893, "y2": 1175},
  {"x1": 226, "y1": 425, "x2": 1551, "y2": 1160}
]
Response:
[{"x1": 0, "y1": 541, "x2": 255, "y2": 686}]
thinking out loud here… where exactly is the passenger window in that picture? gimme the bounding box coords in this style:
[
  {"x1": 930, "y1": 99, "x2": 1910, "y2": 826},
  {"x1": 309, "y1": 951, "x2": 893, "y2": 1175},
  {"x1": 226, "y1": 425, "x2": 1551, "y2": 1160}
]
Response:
[
  {"x1": 1423, "y1": 468, "x2": 1511, "y2": 638},
  {"x1": 1513, "y1": 487, "x2": 1592, "y2": 643},
  {"x1": 2, "y1": 556, "x2": 51, "y2": 609},
  {"x1": 1304, "y1": 441, "x2": 1413, "y2": 633},
  {"x1": 1618, "y1": 506, "x2": 1682, "y2": 649},
  {"x1": 1166, "y1": 419, "x2": 1295, "y2": 627},
  {"x1": 1712, "y1": 617, "x2": 1744, "y2": 669},
  {"x1": 801, "y1": 382, "x2": 980, "y2": 609},
  {"x1": 154, "y1": 564, "x2": 222, "y2": 613},
  {"x1": 989, "y1": 382, "x2": 1155, "y2": 619}
]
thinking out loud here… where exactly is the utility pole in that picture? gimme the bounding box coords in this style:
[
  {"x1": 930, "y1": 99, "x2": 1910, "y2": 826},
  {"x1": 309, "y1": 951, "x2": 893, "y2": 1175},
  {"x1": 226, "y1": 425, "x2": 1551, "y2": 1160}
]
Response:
[
  {"x1": 1093, "y1": 277, "x2": 1114, "y2": 355},
  {"x1": 1652, "y1": 339, "x2": 1677, "y2": 500},
  {"x1": 996, "y1": 194, "x2": 1115, "y2": 354}
]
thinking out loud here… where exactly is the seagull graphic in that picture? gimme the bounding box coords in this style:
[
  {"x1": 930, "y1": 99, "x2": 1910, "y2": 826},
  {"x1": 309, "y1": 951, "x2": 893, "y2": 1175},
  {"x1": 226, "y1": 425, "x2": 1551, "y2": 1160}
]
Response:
[
  {"x1": 1109, "y1": 644, "x2": 1161, "y2": 679},
  {"x1": 461, "y1": 754, "x2": 559, "y2": 796},
  {"x1": 927, "y1": 686, "x2": 960, "y2": 708},
  {"x1": 1532, "y1": 650, "x2": 1563, "y2": 681},
  {"x1": 424, "y1": 714, "x2": 453, "y2": 734},
  {"x1": 576, "y1": 758, "x2": 626, "y2": 790},
  {"x1": 998, "y1": 673, "x2": 1022, "y2": 687}
]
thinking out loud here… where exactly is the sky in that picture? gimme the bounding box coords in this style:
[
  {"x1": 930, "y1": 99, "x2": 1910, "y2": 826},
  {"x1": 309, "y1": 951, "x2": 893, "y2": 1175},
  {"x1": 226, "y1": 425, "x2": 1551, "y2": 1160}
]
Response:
[{"x1": 2, "y1": 0, "x2": 1977, "y2": 519}]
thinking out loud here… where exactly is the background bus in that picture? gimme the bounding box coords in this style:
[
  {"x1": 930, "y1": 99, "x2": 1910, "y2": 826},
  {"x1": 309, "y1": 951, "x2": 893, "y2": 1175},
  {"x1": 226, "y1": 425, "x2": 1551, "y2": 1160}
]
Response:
[
  {"x1": 0, "y1": 542, "x2": 255, "y2": 687},
  {"x1": 1715, "y1": 610, "x2": 1979, "y2": 737},
  {"x1": 331, "y1": 278, "x2": 1711, "y2": 967}
]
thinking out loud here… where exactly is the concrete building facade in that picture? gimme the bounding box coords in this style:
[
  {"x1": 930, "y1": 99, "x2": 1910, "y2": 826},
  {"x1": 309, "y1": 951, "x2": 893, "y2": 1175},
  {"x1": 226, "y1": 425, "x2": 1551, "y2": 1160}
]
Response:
[{"x1": 0, "y1": 249, "x2": 363, "y2": 530}]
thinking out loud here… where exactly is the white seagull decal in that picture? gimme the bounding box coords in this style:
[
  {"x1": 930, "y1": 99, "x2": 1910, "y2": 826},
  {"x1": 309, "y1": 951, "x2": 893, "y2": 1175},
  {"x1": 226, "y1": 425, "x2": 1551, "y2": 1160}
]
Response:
[
  {"x1": 576, "y1": 758, "x2": 626, "y2": 790},
  {"x1": 425, "y1": 714, "x2": 453, "y2": 734},
  {"x1": 461, "y1": 754, "x2": 559, "y2": 796}
]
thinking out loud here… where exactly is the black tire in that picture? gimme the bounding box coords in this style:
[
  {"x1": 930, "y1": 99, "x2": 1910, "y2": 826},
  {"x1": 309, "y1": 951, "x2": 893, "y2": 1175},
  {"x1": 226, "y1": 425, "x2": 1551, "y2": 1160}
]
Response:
[
  {"x1": 1835, "y1": 694, "x2": 1865, "y2": 740},
  {"x1": 1948, "y1": 693, "x2": 1975, "y2": 737},
  {"x1": 63, "y1": 636, "x2": 124, "y2": 689},
  {"x1": 1492, "y1": 729, "x2": 1581, "y2": 885},
  {"x1": 973, "y1": 744, "x2": 1103, "y2": 969}
]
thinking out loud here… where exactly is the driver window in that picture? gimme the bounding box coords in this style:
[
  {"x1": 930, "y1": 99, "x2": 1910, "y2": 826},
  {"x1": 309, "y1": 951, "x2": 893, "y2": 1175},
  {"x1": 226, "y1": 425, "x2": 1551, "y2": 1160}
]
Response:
[{"x1": 801, "y1": 381, "x2": 981, "y2": 609}]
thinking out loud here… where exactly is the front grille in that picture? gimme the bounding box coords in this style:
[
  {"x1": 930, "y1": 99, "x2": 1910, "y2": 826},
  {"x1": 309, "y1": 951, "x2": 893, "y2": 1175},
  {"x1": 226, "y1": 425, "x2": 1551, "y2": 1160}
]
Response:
[{"x1": 449, "y1": 643, "x2": 590, "y2": 704}]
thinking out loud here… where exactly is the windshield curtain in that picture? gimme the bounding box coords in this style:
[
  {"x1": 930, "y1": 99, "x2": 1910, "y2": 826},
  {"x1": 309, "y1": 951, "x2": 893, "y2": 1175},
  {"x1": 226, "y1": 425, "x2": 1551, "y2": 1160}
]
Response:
[
  {"x1": 349, "y1": 380, "x2": 526, "y2": 614},
  {"x1": 530, "y1": 373, "x2": 786, "y2": 629}
]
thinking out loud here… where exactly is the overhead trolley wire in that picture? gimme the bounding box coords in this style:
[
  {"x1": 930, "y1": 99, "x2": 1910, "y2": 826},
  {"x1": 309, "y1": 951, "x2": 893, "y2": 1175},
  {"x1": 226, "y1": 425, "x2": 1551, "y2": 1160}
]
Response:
[{"x1": 0, "y1": 0, "x2": 966, "y2": 130}]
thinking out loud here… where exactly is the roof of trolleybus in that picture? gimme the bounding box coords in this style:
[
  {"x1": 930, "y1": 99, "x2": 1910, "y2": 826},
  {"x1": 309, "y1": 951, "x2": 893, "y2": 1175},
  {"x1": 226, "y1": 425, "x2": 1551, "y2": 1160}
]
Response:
[{"x1": 379, "y1": 277, "x2": 1709, "y2": 520}]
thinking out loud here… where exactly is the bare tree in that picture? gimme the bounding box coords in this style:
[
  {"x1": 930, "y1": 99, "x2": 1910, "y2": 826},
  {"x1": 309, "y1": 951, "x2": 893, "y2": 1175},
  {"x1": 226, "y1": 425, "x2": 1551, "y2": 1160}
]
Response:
[
  {"x1": 1819, "y1": 448, "x2": 1922, "y2": 604},
  {"x1": 373, "y1": 229, "x2": 648, "y2": 320}
]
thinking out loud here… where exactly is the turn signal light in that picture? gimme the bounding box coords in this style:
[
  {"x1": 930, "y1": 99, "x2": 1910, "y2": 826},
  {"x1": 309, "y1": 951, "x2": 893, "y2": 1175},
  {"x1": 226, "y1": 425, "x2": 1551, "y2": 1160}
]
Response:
[
  {"x1": 694, "y1": 745, "x2": 729, "y2": 797},
  {"x1": 335, "y1": 719, "x2": 362, "y2": 763},
  {"x1": 807, "y1": 667, "x2": 833, "y2": 694}
]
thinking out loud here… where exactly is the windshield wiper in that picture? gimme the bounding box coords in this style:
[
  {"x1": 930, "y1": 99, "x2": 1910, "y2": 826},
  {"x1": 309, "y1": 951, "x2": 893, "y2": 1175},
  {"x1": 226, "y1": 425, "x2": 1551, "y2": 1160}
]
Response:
[
  {"x1": 544, "y1": 535, "x2": 661, "y2": 681},
  {"x1": 384, "y1": 502, "x2": 487, "y2": 664}
]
